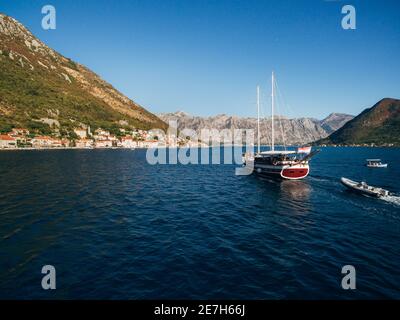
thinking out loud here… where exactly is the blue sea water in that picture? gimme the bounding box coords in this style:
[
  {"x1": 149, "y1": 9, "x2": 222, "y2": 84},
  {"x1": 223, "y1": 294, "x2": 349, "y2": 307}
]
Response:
[{"x1": 0, "y1": 147, "x2": 399, "y2": 299}]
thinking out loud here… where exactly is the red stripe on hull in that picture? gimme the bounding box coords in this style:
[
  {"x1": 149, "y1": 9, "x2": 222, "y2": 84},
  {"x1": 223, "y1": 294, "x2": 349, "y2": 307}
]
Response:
[{"x1": 281, "y1": 167, "x2": 309, "y2": 180}]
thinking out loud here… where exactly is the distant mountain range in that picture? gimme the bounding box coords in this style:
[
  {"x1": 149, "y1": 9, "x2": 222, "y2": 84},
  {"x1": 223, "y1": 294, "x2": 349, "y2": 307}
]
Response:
[
  {"x1": 319, "y1": 113, "x2": 355, "y2": 133},
  {"x1": 158, "y1": 112, "x2": 354, "y2": 145},
  {"x1": 317, "y1": 98, "x2": 400, "y2": 146},
  {"x1": 0, "y1": 14, "x2": 166, "y2": 137}
]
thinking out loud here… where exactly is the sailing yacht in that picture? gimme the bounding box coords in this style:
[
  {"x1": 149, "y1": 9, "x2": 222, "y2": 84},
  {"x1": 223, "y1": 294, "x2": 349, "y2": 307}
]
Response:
[{"x1": 249, "y1": 72, "x2": 318, "y2": 180}]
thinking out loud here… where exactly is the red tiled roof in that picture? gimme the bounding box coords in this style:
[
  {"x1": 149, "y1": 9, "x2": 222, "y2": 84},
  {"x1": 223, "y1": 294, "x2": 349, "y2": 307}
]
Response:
[{"x1": 0, "y1": 135, "x2": 15, "y2": 141}]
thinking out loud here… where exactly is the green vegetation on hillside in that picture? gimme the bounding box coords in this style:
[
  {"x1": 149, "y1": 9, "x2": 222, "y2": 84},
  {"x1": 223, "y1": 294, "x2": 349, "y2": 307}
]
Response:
[
  {"x1": 0, "y1": 15, "x2": 167, "y2": 137},
  {"x1": 0, "y1": 53, "x2": 164, "y2": 136},
  {"x1": 316, "y1": 98, "x2": 400, "y2": 146}
]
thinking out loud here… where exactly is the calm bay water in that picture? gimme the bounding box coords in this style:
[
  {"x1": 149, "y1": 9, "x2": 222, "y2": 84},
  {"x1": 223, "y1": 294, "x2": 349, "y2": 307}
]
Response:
[{"x1": 0, "y1": 147, "x2": 399, "y2": 299}]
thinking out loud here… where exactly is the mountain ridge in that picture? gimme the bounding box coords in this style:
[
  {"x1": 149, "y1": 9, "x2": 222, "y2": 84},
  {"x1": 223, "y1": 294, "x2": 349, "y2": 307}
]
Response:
[
  {"x1": 316, "y1": 98, "x2": 400, "y2": 146},
  {"x1": 0, "y1": 13, "x2": 166, "y2": 136},
  {"x1": 158, "y1": 111, "x2": 354, "y2": 145},
  {"x1": 320, "y1": 113, "x2": 355, "y2": 133}
]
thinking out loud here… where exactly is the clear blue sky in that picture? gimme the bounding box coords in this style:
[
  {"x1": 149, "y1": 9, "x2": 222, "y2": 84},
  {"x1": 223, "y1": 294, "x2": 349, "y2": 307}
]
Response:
[{"x1": 2, "y1": 0, "x2": 399, "y2": 119}]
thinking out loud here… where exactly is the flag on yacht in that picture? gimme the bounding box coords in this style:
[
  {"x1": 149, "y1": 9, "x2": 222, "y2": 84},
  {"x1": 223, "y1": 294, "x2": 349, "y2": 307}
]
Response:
[{"x1": 297, "y1": 146, "x2": 312, "y2": 154}]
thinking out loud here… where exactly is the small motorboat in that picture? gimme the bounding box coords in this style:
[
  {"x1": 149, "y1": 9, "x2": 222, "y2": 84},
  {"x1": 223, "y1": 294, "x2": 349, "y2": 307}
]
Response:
[
  {"x1": 366, "y1": 159, "x2": 388, "y2": 168},
  {"x1": 341, "y1": 177, "x2": 391, "y2": 198}
]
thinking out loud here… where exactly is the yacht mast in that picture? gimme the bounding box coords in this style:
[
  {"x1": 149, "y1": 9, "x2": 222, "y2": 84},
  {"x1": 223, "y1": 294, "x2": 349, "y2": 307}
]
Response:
[
  {"x1": 257, "y1": 85, "x2": 260, "y2": 154},
  {"x1": 271, "y1": 72, "x2": 275, "y2": 151}
]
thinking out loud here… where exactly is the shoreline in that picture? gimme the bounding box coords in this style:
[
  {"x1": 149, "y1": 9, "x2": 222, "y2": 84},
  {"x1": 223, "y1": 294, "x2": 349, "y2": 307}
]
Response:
[
  {"x1": 0, "y1": 146, "x2": 211, "y2": 151},
  {"x1": 1, "y1": 145, "x2": 399, "y2": 152}
]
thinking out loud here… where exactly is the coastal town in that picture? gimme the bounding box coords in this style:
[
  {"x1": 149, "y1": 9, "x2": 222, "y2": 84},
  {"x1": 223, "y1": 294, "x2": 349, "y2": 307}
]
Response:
[
  {"x1": 0, "y1": 127, "x2": 397, "y2": 150},
  {"x1": 0, "y1": 127, "x2": 206, "y2": 150}
]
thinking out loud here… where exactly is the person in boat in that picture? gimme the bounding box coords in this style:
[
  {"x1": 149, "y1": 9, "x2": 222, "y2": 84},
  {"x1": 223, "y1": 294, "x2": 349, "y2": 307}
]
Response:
[{"x1": 358, "y1": 181, "x2": 367, "y2": 189}]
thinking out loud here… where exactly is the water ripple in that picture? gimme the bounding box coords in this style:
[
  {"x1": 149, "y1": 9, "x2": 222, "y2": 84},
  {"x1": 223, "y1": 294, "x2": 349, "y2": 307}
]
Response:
[{"x1": 0, "y1": 148, "x2": 400, "y2": 299}]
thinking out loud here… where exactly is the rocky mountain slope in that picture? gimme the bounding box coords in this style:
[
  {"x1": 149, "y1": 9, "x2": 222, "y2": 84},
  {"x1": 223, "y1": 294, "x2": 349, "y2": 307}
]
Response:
[
  {"x1": 319, "y1": 113, "x2": 355, "y2": 133},
  {"x1": 0, "y1": 13, "x2": 166, "y2": 137},
  {"x1": 317, "y1": 98, "x2": 400, "y2": 146},
  {"x1": 158, "y1": 112, "x2": 353, "y2": 145}
]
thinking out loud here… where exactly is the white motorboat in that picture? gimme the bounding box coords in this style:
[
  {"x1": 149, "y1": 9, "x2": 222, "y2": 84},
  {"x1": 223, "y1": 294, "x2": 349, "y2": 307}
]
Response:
[
  {"x1": 366, "y1": 159, "x2": 388, "y2": 168},
  {"x1": 341, "y1": 177, "x2": 391, "y2": 198}
]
